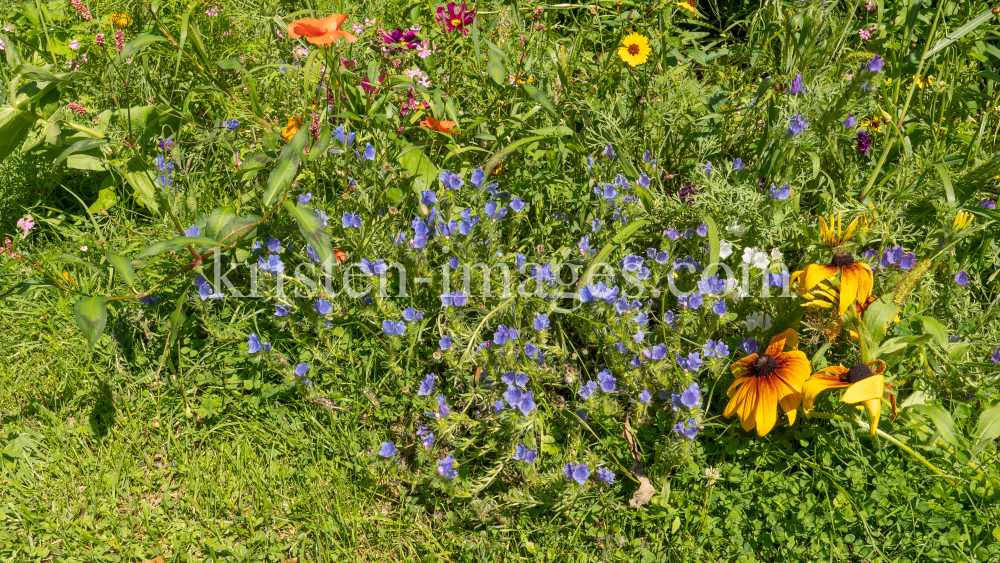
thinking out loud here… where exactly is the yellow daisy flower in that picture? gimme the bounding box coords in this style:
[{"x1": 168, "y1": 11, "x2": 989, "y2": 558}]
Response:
[
  {"x1": 618, "y1": 33, "x2": 651, "y2": 67},
  {"x1": 676, "y1": 1, "x2": 700, "y2": 18}
]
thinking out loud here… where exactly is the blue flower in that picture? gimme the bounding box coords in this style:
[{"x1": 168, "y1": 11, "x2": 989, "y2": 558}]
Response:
[
  {"x1": 844, "y1": 115, "x2": 857, "y2": 128},
  {"x1": 484, "y1": 201, "x2": 508, "y2": 220},
  {"x1": 418, "y1": 373, "x2": 436, "y2": 396},
  {"x1": 314, "y1": 209, "x2": 329, "y2": 228},
  {"x1": 703, "y1": 339, "x2": 729, "y2": 359},
  {"x1": 247, "y1": 333, "x2": 263, "y2": 354},
  {"x1": 516, "y1": 391, "x2": 536, "y2": 415},
  {"x1": 510, "y1": 197, "x2": 526, "y2": 213},
  {"x1": 601, "y1": 184, "x2": 617, "y2": 200},
  {"x1": 333, "y1": 125, "x2": 346, "y2": 144},
  {"x1": 701, "y1": 162, "x2": 713, "y2": 177},
  {"x1": 417, "y1": 425, "x2": 434, "y2": 449},
  {"x1": 363, "y1": 142, "x2": 376, "y2": 161},
  {"x1": 602, "y1": 143, "x2": 616, "y2": 160},
  {"x1": 378, "y1": 441, "x2": 397, "y2": 458},
  {"x1": 597, "y1": 369, "x2": 616, "y2": 393},
  {"x1": 622, "y1": 254, "x2": 644, "y2": 272},
  {"x1": 595, "y1": 467, "x2": 615, "y2": 484},
  {"x1": 502, "y1": 371, "x2": 530, "y2": 388},
  {"x1": 768, "y1": 271, "x2": 790, "y2": 290},
  {"x1": 534, "y1": 313, "x2": 550, "y2": 331},
  {"x1": 769, "y1": 184, "x2": 792, "y2": 200},
  {"x1": 402, "y1": 307, "x2": 424, "y2": 322},
  {"x1": 868, "y1": 55, "x2": 884, "y2": 73},
  {"x1": 437, "y1": 455, "x2": 458, "y2": 480},
  {"x1": 790, "y1": 72, "x2": 804, "y2": 94},
  {"x1": 642, "y1": 150, "x2": 653, "y2": 163},
  {"x1": 195, "y1": 276, "x2": 224, "y2": 300},
  {"x1": 513, "y1": 444, "x2": 538, "y2": 463},
  {"x1": 314, "y1": 299, "x2": 332, "y2": 315},
  {"x1": 787, "y1": 113, "x2": 810, "y2": 137},
  {"x1": 138, "y1": 296, "x2": 158, "y2": 306},
  {"x1": 676, "y1": 352, "x2": 703, "y2": 372},
  {"x1": 306, "y1": 244, "x2": 320, "y2": 263},
  {"x1": 992, "y1": 346, "x2": 1000, "y2": 364},
  {"x1": 564, "y1": 462, "x2": 591, "y2": 484},
  {"x1": 733, "y1": 157, "x2": 745, "y2": 171},
  {"x1": 712, "y1": 300, "x2": 728, "y2": 317},
  {"x1": 342, "y1": 212, "x2": 363, "y2": 229},
  {"x1": 275, "y1": 304, "x2": 290, "y2": 317},
  {"x1": 955, "y1": 271, "x2": 970, "y2": 286},
  {"x1": 578, "y1": 380, "x2": 598, "y2": 399},
  {"x1": 639, "y1": 389, "x2": 652, "y2": 404},
  {"x1": 650, "y1": 343, "x2": 667, "y2": 361},
  {"x1": 382, "y1": 320, "x2": 406, "y2": 336},
  {"x1": 294, "y1": 362, "x2": 309, "y2": 377},
  {"x1": 696, "y1": 223, "x2": 709, "y2": 237},
  {"x1": 673, "y1": 418, "x2": 700, "y2": 439},
  {"x1": 224, "y1": 119, "x2": 240, "y2": 131},
  {"x1": 470, "y1": 168, "x2": 485, "y2": 188},
  {"x1": 258, "y1": 254, "x2": 285, "y2": 274},
  {"x1": 439, "y1": 170, "x2": 465, "y2": 190},
  {"x1": 440, "y1": 291, "x2": 468, "y2": 307},
  {"x1": 421, "y1": 190, "x2": 438, "y2": 206},
  {"x1": 439, "y1": 335, "x2": 452, "y2": 350},
  {"x1": 493, "y1": 400, "x2": 506, "y2": 413},
  {"x1": 741, "y1": 337, "x2": 759, "y2": 355},
  {"x1": 663, "y1": 311, "x2": 676, "y2": 328},
  {"x1": 184, "y1": 225, "x2": 200, "y2": 237},
  {"x1": 665, "y1": 228, "x2": 680, "y2": 240},
  {"x1": 436, "y1": 395, "x2": 451, "y2": 419}
]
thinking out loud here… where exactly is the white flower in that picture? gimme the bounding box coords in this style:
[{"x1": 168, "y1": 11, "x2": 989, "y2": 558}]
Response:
[
  {"x1": 742, "y1": 246, "x2": 757, "y2": 264},
  {"x1": 727, "y1": 222, "x2": 747, "y2": 236},
  {"x1": 770, "y1": 248, "x2": 783, "y2": 261},
  {"x1": 719, "y1": 240, "x2": 733, "y2": 259},
  {"x1": 746, "y1": 313, "x2": 772, "y2": 331},
  {"x1": 742, "y1": 247, "x2": 771, "y2": 270}
]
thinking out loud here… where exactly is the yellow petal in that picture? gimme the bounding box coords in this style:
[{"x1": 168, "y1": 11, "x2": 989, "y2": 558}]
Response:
[
  {"x1": 841, "y1": 374, "x2": 885, "y2": 404},
  {"x1": 802, "y1": 264, "x2": 839, "y2": 293},
  {"x1": 863, "y1": 398, "x2": 882, "y2": 436},
  {"x1": 801, "y1": 374, "x2": 849, "y2": 413},
  {"x1": 755, "y1": 378, "x2": 778, "y2": 436}
]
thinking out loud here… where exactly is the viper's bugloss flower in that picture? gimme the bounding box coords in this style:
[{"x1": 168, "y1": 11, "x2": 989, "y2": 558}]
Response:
[
  {"x1": 789, "y1": 72, "x2": 803, "y2": 94},
  {"x1": 578, "y1": 380, "x2": 598, "y2": 399},
  {"x1": 595, "y1": 467, "x2": 615, "y2": 483},
  {"x1": 363, "y1": 142, "x2": 376, "y2": 161},
  {"x1": 275, "y1": 305, "x2": 290, "y2": 317},
  {"x1": 438, "y1": 455, "x2": 458, "y2": 479},
  {"x1": 418, "y1": 373, "x2": 436, "y2": 396},
  {"x1": 294, "y1": 362, "x2": 309, "y2": 377},
  {"x1": 597, "y1": 369, "x2": 616, "y2": 393},
  {"x1": 247, "y1": 333, "x2": 263, "y2": 354},
  {"x1": 342, "y1": 212, "x2": 362, "y2": 229},
  {"x1": 440, "y1": 291, "x2": 468, "y2": 307},
  {"x1": 564, "y1": 463, "x2": 591, "y2": 484},
  {"x1": 991, "y1": 346, "x2": 1000, "y2": 364},
  {"x1": 769, "y1": 184, "x2": 792, "y2": 200},
  {"x1": 732, "y1": 157, "x2": 745, "y2": 171},
  {"x1": 650, "y1": 343, "x2": 667, "y2": 360},
  {"x1": 513, "y1": 444, "x2": 538, "y2": 463},
  {"x1": 844, "y1": 114, "x2": 857, "y2": 128},
  {"x1": 510, "y1": 197, "x2": 526, "y2": 213},
  {"x1": 703, "y1": 339, "x2": 728, "y2": 360},
  {"x1": 314, "y1": 299, "x2": 332, "y2": 315},
  {"x1": 402, "y1": 307, "x2": 424, "y2": 322},
  {"x1": 680, "y1": 382, "x2": 702, "y2": 407},
  {"x1": 534, "y1": 313, "x2": 550, "y2": 331},
  {"x1": 639, "y1": 389, "x2": 652, "y2": 403},
  {"x1": 724, "y1": 329, "x2": 810, "y2": 436},
  {"x1": 787, "y1": 113, "x2": 809, "y2": 137},
  {"x1": 741, "y1": 337, "x2": 759, "y2": 355},
  {"x1": 677, "y1": 352, "x2": 703, "y2": 372},
  {"x1": 673, "y1": 418, "x2": 700, "y2": 439},
  {"x1": 382, "y1": 320, "x2": 406, "y2": 336},
  {"x1": 378, "y1": 441, "x2": 397, "y2": 458},
  {"x1": 868, "y1": 55, "x2": 884, "y2": 73},
  {"x1": 955, "y1": 271, "x2": 970, "y2": 286}
]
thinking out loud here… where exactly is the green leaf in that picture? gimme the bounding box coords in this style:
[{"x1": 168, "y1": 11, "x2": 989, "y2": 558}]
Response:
[
  {"x1": 972, "y1": 404, "x2": 1000, "y2": 455},
  {"x1": 167, "y1": 291, "x2": 187, "y2": 346},
  {"x1": 487, "y1": 46, "x2": 507, "y2": 88},
  {"x1": 52, "y1": 137, "x2": 107, "y2": 169},
  {"x1": 106, "y1": 34, "x2": 168, "y2": 75},
  {"x1": 862, "y1": 294, "x2": 899, "y2": 345},
  {"x1": 137, "y1": 236, "x2": 220, "y2": 259},
  {"x1": 704, "y1": 216, "x2": 721, "y2": 278},
  {"x1": 105, "y1": 251, "x2": 135, "y2": 287},
  {"x1": 522, "y1": 83, "x2": 557, "y2": 118},
  {"x1": 203, "y1": 206, "x2": 236, "y2": 241},
  {"x1": 578, "y1": 219, "x2": 649, "y2": 289},
  {"x1": 216, "y1": 215, "x2": 260, "y2": 246},
  {"x1": 123, "y1": 157, "x2": 160, "y2": 214},
  {"x1": 923, "y1": 8, "x2": 997, "y2": 60},
  {"x1": 399, "y1": 148, "x2": 438, "y2": 205},
  {"x1": 483, "y1": 136, "x2": 545, "y2": 179},
  {"x1": 932, "y1": 163, "x2": 955, "y2": 206},
  {"x1": 74, "y1": 295, "x2": 108, "y2": 348},
  {"x1": 916, "y1": 405, "x2": 968, "y2": 450},
  {"x1": 282, "y1": 201, "x2": 335, "y2": 266},
  {"x1": 0, "y1": 106, "x2": 37, "y2": 163},
  {"x1": 914, "y1": 315, "x2": 950, "y2": 349},
  {"x1": 263, "y1": 125, "x2": 307, "y2": 207}
]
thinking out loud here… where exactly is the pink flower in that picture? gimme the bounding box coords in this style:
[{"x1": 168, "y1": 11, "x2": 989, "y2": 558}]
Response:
[
  {"x1": 69, "y1": 39, "x2": 80, "y2": 50},
  {"x1": 17, "y1": 216, "x2": 35, "y2": 233},
  {"x1": 115, "y1": 30, "x2": 125, "y2": 52},
  {"x1": 858, "y1": 27, "x2": 875, "y2": 41},
  {"x1": 68, "y1": 102, "x2": 88, "y2": 115},
  {"x1": 435, "y1": 3, "x2": 475, "y2": 35},
  {"x1": 417, "y1": 40, "x2": 434, "y2": 58},
  {"x1": 70, "y1": 0, "x2": 92, "y2": 21},
  {"x1": 95, "y1": 33, "x2": 106, "y2": 46}
]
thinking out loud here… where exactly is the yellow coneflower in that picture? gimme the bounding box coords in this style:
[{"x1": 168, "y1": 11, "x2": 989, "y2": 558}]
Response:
[
  {"x1": 791, "y1": 256, "x2": 873, "y2": 316},
  {"x1": 802, "y1": 360, "x2": 897, "y2": 436},
  {"x1": 618, "y1": 33, "x2": 651, "y2": 67},
  {"x1": 818, "y1": 212, "x2": 859, "y2": 249},
  {"x1": 676, "y1": 1, "x2": 700, "y2": 18},
  {"x1": 952, "y1": 211, "x2": 973, "y2": 232},
  {"x1": 723, "y1": 329, "x2": 812, "y2": 436},
  {"x1": 281, "y1": 116, "x2": 302, "y2": 141}
]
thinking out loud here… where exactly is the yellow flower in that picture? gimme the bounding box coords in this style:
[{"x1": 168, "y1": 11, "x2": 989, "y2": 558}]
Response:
[
  {"x1": 618, "y1": 33, "x2": 651, "y2": 67},
  {"x1": 952, "y1": 211, "x2": 973, "y2": 232},
  {"x1": 281, "y1": 116, "x2": 302, "y2": 142},
  {"x1": 915, "y1": 74, "x2": 933, "y2": 89},
  {"x1": 107, "y1": 13, "x2": 132, "y2": 27},
  {"x1": 802, "y1": 360, "x2": 897, "y2": 436},
  {"x1": 791, "y1": 255, "x2": 873, "y2": 316},
  {"x1": 676, "y1": 1, "x2": 700, "y2": 18},
  {"x1": 818, "y1": 212, "x2": 860, "y2": 249}
]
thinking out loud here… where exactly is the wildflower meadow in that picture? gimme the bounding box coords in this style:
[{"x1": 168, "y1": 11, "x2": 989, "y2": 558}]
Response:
[{"x1": 2, "y1": 0, "x2": 1000, "y2": 560}]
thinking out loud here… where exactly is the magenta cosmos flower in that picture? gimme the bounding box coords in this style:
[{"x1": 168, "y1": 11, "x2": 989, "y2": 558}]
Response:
[
  {"x1": 383, "y1": 28, "x2": 418, "y2": 51},
  {"x1": 436, "y1": 3, "x2": 475, "y2": 35}
]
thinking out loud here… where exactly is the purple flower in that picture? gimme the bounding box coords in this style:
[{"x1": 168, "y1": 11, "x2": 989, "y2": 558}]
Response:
[
  {"x1": 677, "y1": 352, "x2": 703, "y2": 372},
  {"x1": 485, "y1": 201, "x2": 508, "y2": 220},
  {"x1": 183, "y1": 225, "x2": 200, "y2": 237},
  {"x1": 294, "y1": 362, "x2": 309, "y2": 377},
  {"x1": 417, "y1": 426, "x2": 434, "y2": 449},
  {"x1": 564, "y1": 463, "x2": 591, "y2": 484},
  {"x1": 595, "y1": 467, "x2": 615, "y2": 484},
  {"x1": 439, "y1": 335, "x2": 452, "y2": 351},
  {"x1": 868, "y1": 55, "x2": 884, "y2": 73},
  {"x1": 578, "y1": 380, "x2": 598, "y2": 399},
  {"x1": 382, "y1": 320, "x2": 406, "y2": 336},
  {"x1": 992, "y1": 346, "x2": 1000, "y2": 364},
  {"x1": 622, "y1": 254, "x2": 644, "y2": 272},
  {"x1": 701, "y1": 162, "x2": 713, "y2": 177},
  {"x1": 981, "y1": 199, "x2": 997, "y2": 210},
  {"x1": 696, "y1": 223, "x2": 709, "y2": 237},
  {"x1": 857, "y1": 130, "x2": 873, "y2": 155},
  {"x1": 955, "y1": 271, "x2": 969, "y2": 286},
  {"x1": 900, "y1": 252, "x2": 916, "y2": 270},
  {"x1": 435, "y1": 2, "x2": 475, "y2": 35},
  {"x1": 258, "y1": 254, "x2": 285, "y2": 274},
  {"x1": 493, "y1": 400, "x2": 506, "y2": 413},
  {"x1": 510, "y1": 197, "x2": 526, "y2": 213},
  {"x1": 639, "y1": 389, "x2": 652, "y2": 403},
  {"x1": 440, "y1": 291, "x2": 468, "y2": 307},
  {"x1": 789, "y1": 72, "x2": 804, "y2": 94},
  {"x1": 732, "y1": 157, "x2": 745, "y2": 171},
  {"x1": 439, "y1": 170, "x2": 465, "y2": 190},
  {"x1": 882, "y1": 246, "x2": 903, "y2": 267},
  {"x1": 247, "y1": 333, "x2": 263, "y2": 354},
  {"x1": 342, "y1": 212, "x2": 362, "y2": 229},
  {"x1": 437, "y1": 455, "x2": 458, "y2": 479},
  {"x1": 275, "y1": 305, "x2": 290, "y2": 317},
  {"x1": 470, "y1": 168, "x2": 485, "y2": 188},
  {"x1": 673, "y1": 418, "x2": 700, "y2": 439},
  {"x1": 740, "y1": 337, "x2": 759, "y2": 355},
  {"x1": 679, "y1": 184, "x2": 698, "y2": 205},
  {"x1": 514, "y1": 444, "x2": 538, "y2": 463},
  {"x1": 712, "y1": 301, "x2": 728, "y2": 317},
  {"x1": 436, "y1": 395, "x2": 451, "y2": 419},
  {"x1": 787, "y1": 113, "x2": 809, "y2": 137},
  {"x1": 844, "y1": 115, "x2": 857, "y2": 128},
  {"x1": 680, "y1": 382, "x2": 701, "y2": 408},
  {"x1": 666, "y1": 228, "x2": 680, "y2": 240},
  {"x1": 363, "y1": 142, "x2": 376, "y2": 161},
  {"x1": 597, "y1": 369, "x2": 616, "y2": 393},
  {"x1": 650, "y1": 343, "x2": 667, "y2": 361},
  {"x1": 534, "y1": 313, "x2": 550, "y2": 331},
  {"x1": 418, "y1": 374, "x2": 436, "y2": 396},
  {"x1": 314, "y1": 299, "x2": 332, "y2": 315},
  {"x1": 378, "y1": 441, "x2": 397, "y2": 458},
  {"x1": 703, "y1": 339, "x2": 728, "y2": 359},
  {"x1": 383, "y1": 28, "x2": 418, "y2": 50},
  {"x1": 421, "y1": 190, "x2": 438, "y2": 206}
]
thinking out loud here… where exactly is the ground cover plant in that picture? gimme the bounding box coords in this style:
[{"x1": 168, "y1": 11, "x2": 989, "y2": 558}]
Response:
[{"x1": 2, "y1": 0, "x2": 1000, "y2": 560}]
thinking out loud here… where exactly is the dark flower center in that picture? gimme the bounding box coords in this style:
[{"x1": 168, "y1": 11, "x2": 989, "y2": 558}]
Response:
[
  {"x1": 845, "y1": 362, "x2": 874, "y2": 384},
  {"x1": 831, "y1": 253, "x2": 855, "y2": 267},
  {"x1": 627, "y1": 43, "x2": 641, "y2": 55},
  {"x1": 753, "y1": 354, "x2": 778, "y2": 377}
]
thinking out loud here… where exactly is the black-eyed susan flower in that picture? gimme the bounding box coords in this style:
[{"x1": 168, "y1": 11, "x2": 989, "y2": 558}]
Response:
[
  {"x1": 818, "y1": 212, "x2": 859, "y2": 249},
  {"x1": 802, "y1": 360, "x2": 896, "y2": 436},
  {"x1": 618, "y1": 33, "x2": 651, "y2": 67},
  {"x1": 676, "y1": 1, "x2": 700, "y2": 18},
  {"x1": 791, "y1": 256, "x2": 873, "y2": 316},
  {"x1": 723, "y1": 329, "x2": 812, "y2": 436}
]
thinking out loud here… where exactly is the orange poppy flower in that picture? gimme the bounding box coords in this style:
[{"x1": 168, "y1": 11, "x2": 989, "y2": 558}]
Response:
[
  {"x1": 281, "y1": 116, "x2": 302, "y2": 142},
  {"x1": 802, "y1": 360, "x2": 896, "y2": 436},
  {"x1": 723, "y1": 329, "x2": 812, "y2": 436},
  {"x1": 419, "y1": 116, "x2": 458, "y2": 135},
  {"x1": 287, "y1": 14, "x2": 356, "y2": 45}
]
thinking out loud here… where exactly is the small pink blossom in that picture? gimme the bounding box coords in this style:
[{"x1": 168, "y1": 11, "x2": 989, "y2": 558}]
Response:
[
  {"x1": 858, "y1": 27, "x2": 875, "y2": 41},
  {"x1": 69, "y1": 39, "x2": 80, "y2": 50},
  {"x1": 95, "y1": 33, "x2": 106, "y2": 46},
  {"x1": 17, "y1": 216, "x2": 35, "y2": 233},
  {"x1": 114, "y1": 30, "x2": 125, "y2": 52}
]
